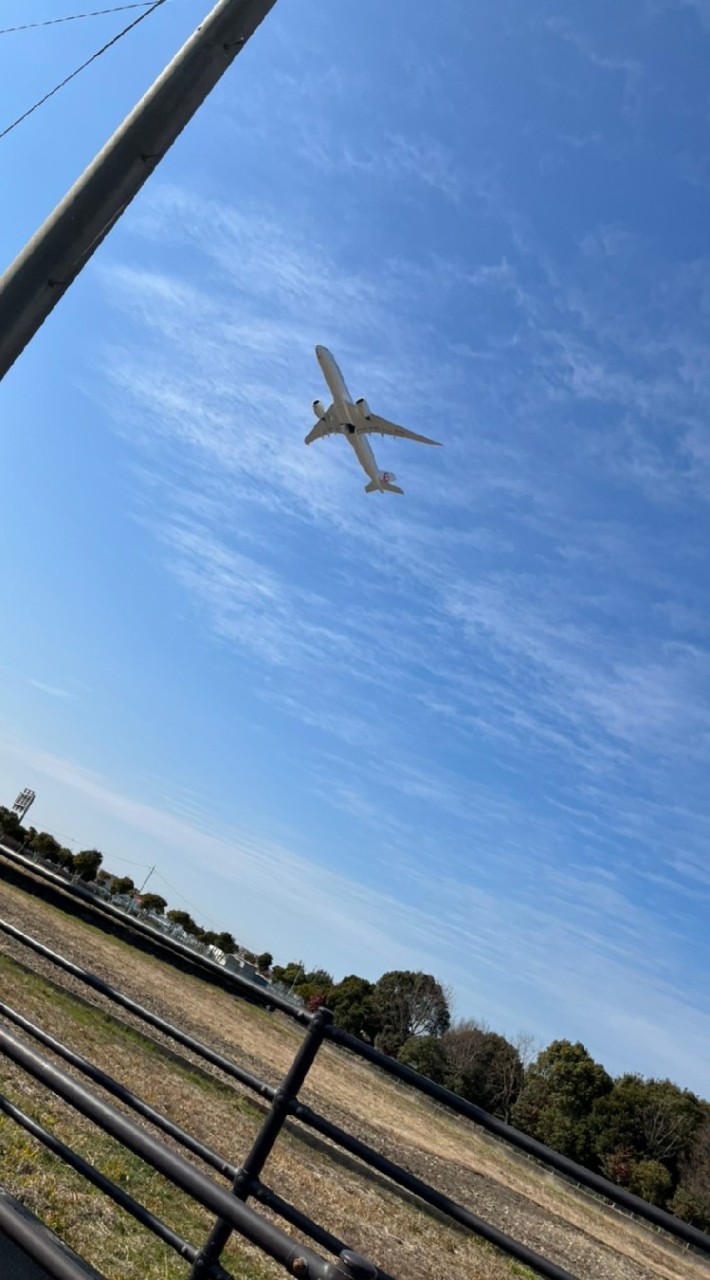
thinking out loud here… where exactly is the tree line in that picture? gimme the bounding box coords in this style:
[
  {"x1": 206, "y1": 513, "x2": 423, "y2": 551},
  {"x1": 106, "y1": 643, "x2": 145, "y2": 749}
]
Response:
[
  {"x1": 2, "y1": 806, "x2": 708, "y2": 1230},
  {"x1": 269, "y1": 961, "x2": 710, "y2": 1230},
  {"x1": 0, "y1": 808, "x2": 268, "y2": 964}
]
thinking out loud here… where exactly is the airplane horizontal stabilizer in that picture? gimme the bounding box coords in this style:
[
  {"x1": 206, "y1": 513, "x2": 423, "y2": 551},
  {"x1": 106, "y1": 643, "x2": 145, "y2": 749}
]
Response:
[{"x1": 365, "y1": 473, "x2": 404, "y2": 495}]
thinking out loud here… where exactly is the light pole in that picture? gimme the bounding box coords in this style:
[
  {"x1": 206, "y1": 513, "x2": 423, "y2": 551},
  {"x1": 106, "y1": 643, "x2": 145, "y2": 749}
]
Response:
[
  {"x1": 0, "y1": 0, "x2": 278, "y2": 382},
  {"x1": 11, "y1": 789, "x2": 35, "y2": 823}
]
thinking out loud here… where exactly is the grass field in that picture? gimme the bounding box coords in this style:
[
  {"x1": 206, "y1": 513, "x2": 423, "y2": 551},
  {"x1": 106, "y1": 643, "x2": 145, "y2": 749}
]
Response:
[{"x1": 0, "y1": 873, "x2": 706, "y2": 1280}]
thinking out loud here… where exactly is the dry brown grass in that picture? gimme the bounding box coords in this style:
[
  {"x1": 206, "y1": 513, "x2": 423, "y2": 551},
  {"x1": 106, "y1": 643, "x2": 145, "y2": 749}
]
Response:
[{"x1": 0, "y1": 872, "x2": 707, "y2": 1280}]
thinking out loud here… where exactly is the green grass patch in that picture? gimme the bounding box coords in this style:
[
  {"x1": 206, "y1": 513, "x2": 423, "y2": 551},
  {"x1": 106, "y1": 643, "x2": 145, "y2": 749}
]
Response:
[
  {"x1": 0, "y1": 1086, "x2": 274, "y2": 1280},
  {"x1": 0, "y1": 953, "x2": 278, "y2": 1279},
  {"x1": 0, "y1": 950, "x2": 257, "y2": 1113}
]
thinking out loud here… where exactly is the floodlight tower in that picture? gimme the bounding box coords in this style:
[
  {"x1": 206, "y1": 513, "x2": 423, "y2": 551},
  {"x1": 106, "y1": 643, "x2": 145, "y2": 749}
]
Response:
[{"x1": 12, "y1": 789, "x2": 36, "y2": 822}]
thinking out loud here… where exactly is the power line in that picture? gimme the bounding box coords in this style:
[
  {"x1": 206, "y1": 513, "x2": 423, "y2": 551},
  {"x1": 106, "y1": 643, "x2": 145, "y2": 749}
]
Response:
[
  {"x1": 0, "y1": 3, "x2": 158, "y2": 37},
  {"x1": 151, "y1": 869, "x2": 226, "y2": 932},
  {"x1": 0, "y1": 0, "x2": 167, "y2": 142}
]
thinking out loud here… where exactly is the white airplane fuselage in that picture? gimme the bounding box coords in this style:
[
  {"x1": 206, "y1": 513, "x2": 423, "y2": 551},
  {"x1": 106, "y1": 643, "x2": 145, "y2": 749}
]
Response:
[{"x1": 315, "y1": 345, "x2": 388, "y2": 490}]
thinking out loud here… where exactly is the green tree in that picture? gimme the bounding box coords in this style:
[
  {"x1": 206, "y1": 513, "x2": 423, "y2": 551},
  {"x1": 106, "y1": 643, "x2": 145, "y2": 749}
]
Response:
[
  {"x1": 304, "y1": 968, "x2": 333, "y2": 991},
  {"x1": 591, "y1": 1075, "x2": 704, "y2": 1187},
  {"x1": 512, "y1": 1040, "x2": 612, "y2": 1167},
  {"x1": 296, "y1": 982, "x2": 322, "y2": 1007},
  {"x1": 0, "y1": 806, "x2": 25, "y2": 841},
  {"x1": 111, "y1": 875, "x2": 135, "y2": 897},
  {"x1": 256, "y1": 952, "x2": 273, "y2": 972},
  {"x1": 139, "y1": 893, "x2": 167, "y2": 916},
  {"x1": 442, "y1": 1021, "x2": 523, "y2": 1119},
  {"x1": 213, "y1": 932, "x2": 237, "y2": 954},
  {"x1": 629, "y1": 1159, "x2": 672, "y2": 1205},
  {"x1": 398, "y1": 1035, "x2": 449, "y2": 1085},
  {"x1": 30, "y1": 831, "x2": 62, "y2": 863},
  {"x1": 72, "y1": 849, "x2": 103, "y2": 882},
  {"x1": 670, "y1": 1115, "x2": 710, "y2": 1229},
  {"x1": 293, "y1": 969, "x2": 334, "y2": 1005},
  {"x1": 167, "y1": 909, "x2": 195, "y2": 932},
  {"x1": 272, "y1": 960, "x2": 305, "y2": 987},
  {"x1": 329, "y1": 975, "x2": 382, "y2": 1043},
  {"x1": 373, "y1": 971, "x2": 451, "y2": 1056}
]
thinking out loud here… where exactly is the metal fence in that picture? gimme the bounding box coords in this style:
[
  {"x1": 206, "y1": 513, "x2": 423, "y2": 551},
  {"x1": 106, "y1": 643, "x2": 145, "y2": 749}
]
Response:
[{"x1": 1, "y1": 855, "x2": 710, "y2": 1280}]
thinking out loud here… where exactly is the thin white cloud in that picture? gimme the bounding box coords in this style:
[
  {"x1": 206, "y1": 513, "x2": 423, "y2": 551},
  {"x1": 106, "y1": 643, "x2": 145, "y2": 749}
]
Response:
[
  {"x1": 71, "y1": 163, "x2": 710, "y2": 1102},
  {"x1": 2, "y1": 725, "x2": 709, "y2": 1092},
  {"x1": 27, "y1": 679, "x2": 74, "y2": 700},
  {"x1": 304, "y1": 131, "x2": 466, "y2": 205}
]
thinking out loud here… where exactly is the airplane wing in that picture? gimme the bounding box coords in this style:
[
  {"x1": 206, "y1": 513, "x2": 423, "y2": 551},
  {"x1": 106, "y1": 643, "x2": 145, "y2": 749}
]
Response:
[
  {"x1": 305, "y1": 404, "x2": 339, "y2": 445},
  {"x1": 361, "y1": 414, "x2": 442, "y2": 446}
]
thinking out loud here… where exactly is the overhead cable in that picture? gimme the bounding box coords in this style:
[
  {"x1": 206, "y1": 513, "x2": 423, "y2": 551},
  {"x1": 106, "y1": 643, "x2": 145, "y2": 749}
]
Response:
[
  {"x1": 0, "y1": 0, "x2": 167, "y2": 142},
  {"x1": 0, "y1": 3, "x2": 158, "y2": 37}
]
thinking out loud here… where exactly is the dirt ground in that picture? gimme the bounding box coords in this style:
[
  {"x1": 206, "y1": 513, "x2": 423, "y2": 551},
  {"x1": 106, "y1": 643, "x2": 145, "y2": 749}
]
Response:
[{"x1": 0, "y1": 871, "x2": 706, "y2": 1280}]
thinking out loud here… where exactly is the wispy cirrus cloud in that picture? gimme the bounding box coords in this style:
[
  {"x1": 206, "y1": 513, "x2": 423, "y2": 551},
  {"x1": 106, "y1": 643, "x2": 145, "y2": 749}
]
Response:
[
  {"x1": 303, "y1": 131, "x2": 466, "y2": 204},
  {"x1": 93, "y1": 182, "x2": 710, "y2": 801},
  {"x1": 77, "y1": 46, "x2": 710, "y2": 1090},
  {"x1": 3, "y1": 722, "x2": 710, "y2": 1089}
]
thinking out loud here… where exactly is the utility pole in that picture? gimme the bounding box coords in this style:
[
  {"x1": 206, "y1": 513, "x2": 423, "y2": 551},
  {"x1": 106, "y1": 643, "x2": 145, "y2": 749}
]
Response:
[
  {"x1": 137, "y1": 864, "x2": 156, "y2": 894},
  {"x1": 0, "y1": 0, "x2": 278, "y2": 382}
]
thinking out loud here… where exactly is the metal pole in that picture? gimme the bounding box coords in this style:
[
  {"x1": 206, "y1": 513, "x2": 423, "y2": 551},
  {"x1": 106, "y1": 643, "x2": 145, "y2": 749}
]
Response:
[
  {"x1": 137, "y1": 864, "x2": 156, "y2": 894},
  {"x1": 0, "y1": 0, "x2": 278, "y2": 382},
  {"x1": 0, "y1": 1026, "x2": 359, "y2": 1280},
  {"x1": 191, "y1": 1006, "x2": 334, "y2": 1277}
]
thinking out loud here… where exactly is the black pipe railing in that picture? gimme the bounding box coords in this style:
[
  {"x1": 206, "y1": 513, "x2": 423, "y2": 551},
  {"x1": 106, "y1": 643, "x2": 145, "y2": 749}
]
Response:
[
  {"x1": 0, "y1": 1094, "x2": 198, "y2": 1263},
  {"x1": 329, "y1": 1025, "x2": 710, "y2": 1253},
  {"x1": 0, "y1": 921, "x2": 586, "y2": 1275},
  {"x1": 0, "y1": 999, "x2": 235, "y2": 1177},
  {"x1": 0, "y1": 1189, "x2": 105, "y2": 1280},
  {"x1": 0, "y1": 1024, "x2": 371, "y2": 1280},
  {"x1": 190, "y1": 1004, "x2": 336, "y2": 1278},
  {"x1": 0, "y1": 1000, "x2": 381, "y2": 1278},
  {"x1": 1, "y1": 912, "x2": 709, "y2": 1280}
]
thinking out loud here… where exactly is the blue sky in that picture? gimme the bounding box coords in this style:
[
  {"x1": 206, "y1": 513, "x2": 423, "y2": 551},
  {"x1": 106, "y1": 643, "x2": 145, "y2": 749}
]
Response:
[{"x1": 2, "y1": 0, "x2": 710, "y2": 1094}]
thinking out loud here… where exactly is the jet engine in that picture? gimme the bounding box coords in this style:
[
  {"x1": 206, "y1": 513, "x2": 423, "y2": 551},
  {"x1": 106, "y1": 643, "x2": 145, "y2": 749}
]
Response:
[
  {"x1": 356, "y1": 397, "x2": 372, "y2": 419},
  {"x1": 312, "y1": 399, "x2": 327, "y2": 420}
]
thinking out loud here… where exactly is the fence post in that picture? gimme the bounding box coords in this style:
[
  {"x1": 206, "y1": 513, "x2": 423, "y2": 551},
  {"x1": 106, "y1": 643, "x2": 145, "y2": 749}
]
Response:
[{"x1": 190, "y1": 1005, "x2": 333, "y2": 1278}]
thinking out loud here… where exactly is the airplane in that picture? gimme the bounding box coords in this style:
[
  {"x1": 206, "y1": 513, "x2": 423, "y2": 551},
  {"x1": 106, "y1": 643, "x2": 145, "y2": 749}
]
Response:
[{"x1": 305, "y1": 345, "x2": 442, "y2": 494}]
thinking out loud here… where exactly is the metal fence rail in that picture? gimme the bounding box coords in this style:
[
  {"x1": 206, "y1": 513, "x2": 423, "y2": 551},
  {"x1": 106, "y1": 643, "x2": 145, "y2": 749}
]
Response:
[
  {"x1": 0, "y1": 1188, "x2": 105, "y2": 1280},
  {"x1": 329, "y1": 1026, "x2": 710, "y2": 1251},
  {"x1": 1, "y1": 912, "x2": 709, "y2": 1280},
  {"x1": 0, "y1": 842, "x2": 305, "y2": 1020},
  {"x1": 0, "y1": 1022, "x2": 374, "y2": 1280}
]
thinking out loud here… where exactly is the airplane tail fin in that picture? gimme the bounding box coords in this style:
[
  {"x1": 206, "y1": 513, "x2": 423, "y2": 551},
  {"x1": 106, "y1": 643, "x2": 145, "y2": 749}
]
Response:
[{"x1": 365, "y1": 471, "x2": 404, "y2": 495}]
